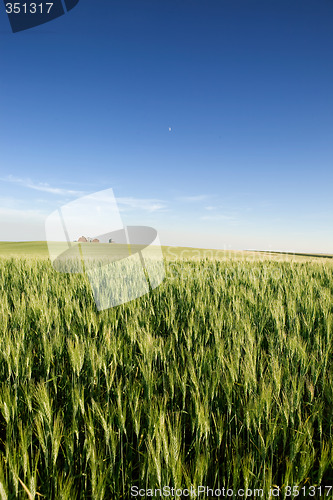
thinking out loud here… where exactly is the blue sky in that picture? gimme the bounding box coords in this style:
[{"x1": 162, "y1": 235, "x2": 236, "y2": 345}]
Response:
[{"x1": 0, "y1": 0, "x2": 332, "y2": 252}]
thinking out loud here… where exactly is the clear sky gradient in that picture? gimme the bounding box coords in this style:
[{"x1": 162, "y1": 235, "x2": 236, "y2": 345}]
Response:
[{"x1": 0, "y1": 0, "x2": 332, "y2": 252}]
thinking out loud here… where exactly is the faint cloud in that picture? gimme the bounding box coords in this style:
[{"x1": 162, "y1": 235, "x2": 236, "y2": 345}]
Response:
[
  {"x1": 177, "y1": 194, "x2": 211, "y2": 202},
  {"x1": 0, "y1": 204, "x2": 46, "y2": 241},
  {"x1": 0, "y1": 195, "x2": 46, "y2": 218},
  {"x1": 117, "y1": 197, "x2": 167, "y2": 213},
  {"x1": 0, "y1": 196, "x2": 24, "y2": 209},
  {"x1": 0, "y1": 205, "x2": 45, "y2": 219},
  {"x1": 0, "y1": 175, "x2": 85, "y2": 196},
  {"x1": 200, "y1": 214, "x2": 235, "y2": 221}
]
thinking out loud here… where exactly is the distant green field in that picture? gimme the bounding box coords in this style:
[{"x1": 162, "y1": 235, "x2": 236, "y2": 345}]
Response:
[
  {"x1": 0, "y1": 241, "x2": 49, "y2": 256},
  {"x1": 0, "y1": 241, "x2": 332, "y2": 263}
]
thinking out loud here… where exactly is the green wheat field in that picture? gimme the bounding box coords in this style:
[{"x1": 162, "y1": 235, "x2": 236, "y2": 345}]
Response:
[{"x1": 0, "y1": 242, "x2": 333, "y2": 498}]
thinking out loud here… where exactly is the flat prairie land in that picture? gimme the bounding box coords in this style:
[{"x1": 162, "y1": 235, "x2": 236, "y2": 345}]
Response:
[
  {"x1": 0, "y1": 243, "x2": 332, "y2": 498},
  {"x1": 0, "y1": 240, "x2": 332, "y2": 263},
  {"x1": 0, "y1": 241, "x2": 50, "y2": 257}
]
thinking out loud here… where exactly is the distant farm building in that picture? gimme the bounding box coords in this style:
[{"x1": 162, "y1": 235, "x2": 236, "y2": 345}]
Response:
[{"x1": 77, "y1": 236, "x2": 113, "y2": 243}]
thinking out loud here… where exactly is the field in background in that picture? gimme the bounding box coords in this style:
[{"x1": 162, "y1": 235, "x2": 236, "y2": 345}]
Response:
[
  {"x1": 0, "y1": 247, "x2": 333, "y2": 497},
  {"x1": 0, "y1": 241, "x2": 332, "y2": 263},
  {"x1": 0, "y1": 241, "x2": 50, "y2": 256}
]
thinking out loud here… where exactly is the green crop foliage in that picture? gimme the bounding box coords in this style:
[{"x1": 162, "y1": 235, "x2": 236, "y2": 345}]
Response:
[{"x1": 0, "y1": 254, "x2": 332, "y2": 498}]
